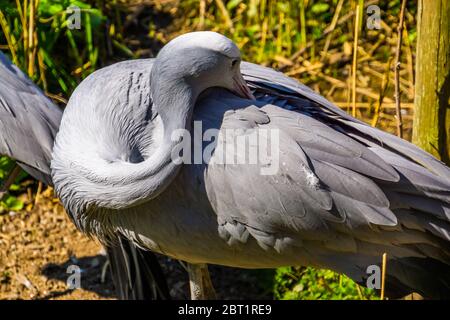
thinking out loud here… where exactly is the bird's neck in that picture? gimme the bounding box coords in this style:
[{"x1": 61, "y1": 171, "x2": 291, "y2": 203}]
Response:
[{"x1": 150, "y1": 71, "x2": 198, "y2": 142}]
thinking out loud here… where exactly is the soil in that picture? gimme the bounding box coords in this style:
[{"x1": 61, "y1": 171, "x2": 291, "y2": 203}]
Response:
[{"x1": 0, "y1": 186, "x2": 272, "y2": 300}]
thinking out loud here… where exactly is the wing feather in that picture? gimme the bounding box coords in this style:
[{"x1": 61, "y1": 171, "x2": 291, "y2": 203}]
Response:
[
  {"x1": 0, "y1": 51, "x2": 61, "y2": 184},
  {"x1": 200, "y1": 62, "x2": 450, "y2": 272}
]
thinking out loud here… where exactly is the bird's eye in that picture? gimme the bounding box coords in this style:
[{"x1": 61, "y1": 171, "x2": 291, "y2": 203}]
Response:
[{"x1": 231, "y1": 59, "x2": 238, "y2": 67}]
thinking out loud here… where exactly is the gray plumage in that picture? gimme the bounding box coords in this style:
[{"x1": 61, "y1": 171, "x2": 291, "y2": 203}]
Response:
[
  {"x1": 50, "y1": 32, "x2": 450, "y2": 298},
  {"x1": 0, "y1": 51, "x2": 61, "y2": 185},
  {"x1": 0, "y1": 51, "x2": 170, "y2": 300}
]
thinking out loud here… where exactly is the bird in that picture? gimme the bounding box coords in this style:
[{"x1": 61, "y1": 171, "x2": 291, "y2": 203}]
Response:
[
  {"x1": 34, "y1": 31, "x2": 450, "y2": 299},
  {"x1": 0, "y1": 50, "x2": 170, "y2": 300}
]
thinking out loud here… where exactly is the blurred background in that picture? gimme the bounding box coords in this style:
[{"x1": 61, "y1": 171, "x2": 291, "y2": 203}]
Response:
[{"x1": 0, "y1": 0, "x2": 417, "y2": 300}]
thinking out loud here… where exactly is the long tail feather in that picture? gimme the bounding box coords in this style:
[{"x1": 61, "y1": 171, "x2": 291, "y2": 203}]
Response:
[{"x1": 106, "y1": 236, "x2": 171, "y2": 300}]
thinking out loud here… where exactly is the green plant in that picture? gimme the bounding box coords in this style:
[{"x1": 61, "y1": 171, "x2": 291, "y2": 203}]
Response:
[
  {"x1": 0, "y1": 157, "x2": 25, "y2": 212},
  {"x1": 177, "y1": 0, "x2": 337, "y2": 65},
  {"x1": 274, "y1": 266, "x2": 379, "y2": 300},
  {"x1": 0, "y1": 0, "x2": 130, "y2": 95}
]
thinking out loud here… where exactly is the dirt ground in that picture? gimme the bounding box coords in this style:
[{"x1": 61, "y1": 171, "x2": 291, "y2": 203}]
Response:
[{"x1": 0, "y1": 186, "x2": 272, "y2": 300}]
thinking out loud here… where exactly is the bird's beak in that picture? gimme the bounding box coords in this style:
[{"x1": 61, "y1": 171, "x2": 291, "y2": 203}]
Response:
[{"x1": 232, "y1": 73, "x2": 255, "y2": 100}]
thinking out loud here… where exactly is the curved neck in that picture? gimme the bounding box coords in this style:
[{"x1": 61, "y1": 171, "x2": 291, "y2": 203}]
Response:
[
  {"x1": 152, "y1": 77, "x2": 196, "y2": 139},
  {"x1": 62, "y1": 74, "x2": 197, "y2": 211}
]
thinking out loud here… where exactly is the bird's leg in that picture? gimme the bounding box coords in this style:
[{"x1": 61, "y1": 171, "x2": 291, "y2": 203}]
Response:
[
  {"x1": 200, "y1": 264, "x2": 216, "y2": 299},
  {"x1": 187, "y1": 263, "x2": 216, "y2": 300},
  {"x1": 0, "y1": 164, "x2": 21, "y2": 200}
]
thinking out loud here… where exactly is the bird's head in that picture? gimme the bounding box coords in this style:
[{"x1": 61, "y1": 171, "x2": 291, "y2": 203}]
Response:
[{"x1": 151, "y1": 31, "x2": 254, "y2": 101}]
